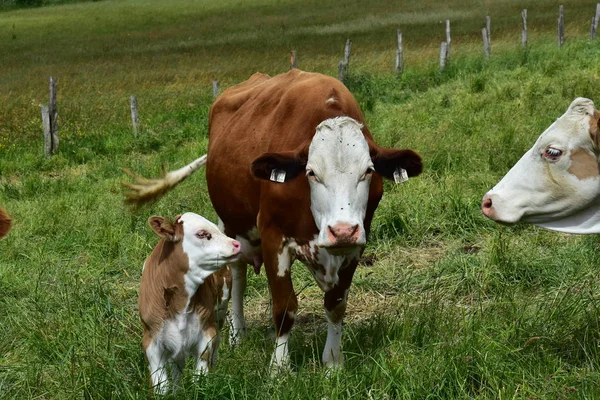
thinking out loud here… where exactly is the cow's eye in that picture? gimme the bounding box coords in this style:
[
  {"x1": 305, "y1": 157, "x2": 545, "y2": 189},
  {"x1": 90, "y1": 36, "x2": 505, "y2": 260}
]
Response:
[
  {"x1": 543, "y1": 147, "x2": 563, "y2": 161},
  {"x1": 195, "y1": 230, "x2": 212, "y2": 240},
  {"x1": 306, "y1": 169, "x2": 320, "y2": 182},
  {"x1": 360, "y1": 167, "x2": 375, "y2": 181}
]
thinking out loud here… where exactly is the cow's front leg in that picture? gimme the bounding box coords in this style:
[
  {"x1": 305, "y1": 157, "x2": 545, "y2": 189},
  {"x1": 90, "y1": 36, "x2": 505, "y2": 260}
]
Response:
[
  {"x1": 229, "y1": 259, "x2": 247, "y2": 346},
  {"x1": 264, "y1": 242, "x2": 296, "y2": 373},
  {"x1": 322, "y1": 260, "x2": 357, "y2": 369}
]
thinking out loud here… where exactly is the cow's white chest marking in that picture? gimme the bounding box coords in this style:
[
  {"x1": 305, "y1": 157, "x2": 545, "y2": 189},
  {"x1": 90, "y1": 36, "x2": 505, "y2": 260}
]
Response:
[{"x1": 282, "y1": 236, "x2": 359, "y2": 291}]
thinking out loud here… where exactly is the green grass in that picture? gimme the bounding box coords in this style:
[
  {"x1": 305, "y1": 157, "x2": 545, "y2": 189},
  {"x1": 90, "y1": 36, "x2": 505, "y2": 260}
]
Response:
[{"x1": 2, "y1": 0, "x2": 600, "y2": 398}]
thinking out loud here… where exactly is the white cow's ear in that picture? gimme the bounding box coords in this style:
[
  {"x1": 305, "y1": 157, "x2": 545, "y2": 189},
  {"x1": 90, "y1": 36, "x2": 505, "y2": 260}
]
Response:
[
  {"x1": 368, "y1": 140, "x2": 423, "y2": 180},
  {"x1": 568, "y1": 97, "x2": 595, "y2": 116},
  {"x1": 148, "y1": 216, "x2": 181, "y2": 242}
]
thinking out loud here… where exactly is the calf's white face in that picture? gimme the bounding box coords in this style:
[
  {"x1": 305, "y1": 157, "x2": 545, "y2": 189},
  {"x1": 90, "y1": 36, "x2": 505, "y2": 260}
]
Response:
[
  {"x1": 482, "y1": 98, "x2": 600, "y2": 233},
  {"x1": 149, "y1": 212, "x2": 241, "y2": 271}
]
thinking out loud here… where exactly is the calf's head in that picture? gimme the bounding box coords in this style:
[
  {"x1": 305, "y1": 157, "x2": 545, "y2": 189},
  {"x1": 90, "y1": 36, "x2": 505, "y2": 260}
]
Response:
[
  {"x1": 252, "y1": 117, "x2": 422, "y2": 253},
  {"x1": 482, "y1": 98, "x2": 600, "y2": 233},
  {"x1": 149, "y1": 212, "x2": 241, "y2": 271}
]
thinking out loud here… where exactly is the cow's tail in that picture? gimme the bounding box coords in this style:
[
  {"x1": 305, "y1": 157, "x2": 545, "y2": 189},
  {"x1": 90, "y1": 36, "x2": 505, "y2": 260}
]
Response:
[
  {"x1": 0, "y1": 208, "x2": 12, "y2": 240},
  {"x1": 122, "y1": 155, "x2": 207, "y2": 207}
]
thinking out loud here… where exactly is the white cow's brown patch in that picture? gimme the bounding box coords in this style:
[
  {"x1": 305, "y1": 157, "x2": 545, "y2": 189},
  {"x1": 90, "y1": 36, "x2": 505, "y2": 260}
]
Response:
[{"x1": 568, "y1": 148, "x2": 599, "y2": 180}]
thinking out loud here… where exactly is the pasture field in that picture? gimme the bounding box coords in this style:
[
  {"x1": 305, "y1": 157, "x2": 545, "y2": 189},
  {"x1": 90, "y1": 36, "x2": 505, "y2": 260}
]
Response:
[{"x1": 2, "y1": 0, "x2": 600, "y2": 398}]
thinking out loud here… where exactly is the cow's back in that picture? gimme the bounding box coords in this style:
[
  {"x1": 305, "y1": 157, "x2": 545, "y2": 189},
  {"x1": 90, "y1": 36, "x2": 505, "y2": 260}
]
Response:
[{"x1": 206, "y1": 70, "x2": 369, "y2": 238}]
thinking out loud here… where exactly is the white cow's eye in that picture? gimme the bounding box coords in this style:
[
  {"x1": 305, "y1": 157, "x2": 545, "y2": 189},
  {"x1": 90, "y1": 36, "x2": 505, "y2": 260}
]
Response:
[
  {"x1": 543, "y1": 147, "x2": 563, "y2": 161},
  {"x1": 195, "y1": 230, "x2": 212, "y2": 240}
]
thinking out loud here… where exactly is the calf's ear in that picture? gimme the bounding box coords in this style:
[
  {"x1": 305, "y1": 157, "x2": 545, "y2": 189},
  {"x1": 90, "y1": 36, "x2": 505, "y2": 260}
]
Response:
[
  {"x1": 369, "y1": 141, "x2": 423, "y2": 180},
  {"x1": 148, "y1": 216, "x2": 180, "y2": 242},
  {"x1": 251, "y1": 141, "x2": 310, "y2": 183}
]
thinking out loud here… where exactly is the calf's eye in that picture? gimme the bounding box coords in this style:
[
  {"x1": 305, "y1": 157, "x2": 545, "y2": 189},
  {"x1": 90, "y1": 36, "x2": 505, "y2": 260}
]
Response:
[{"x1": 195, "y1": 230, "x2": 212, "y2": 240}]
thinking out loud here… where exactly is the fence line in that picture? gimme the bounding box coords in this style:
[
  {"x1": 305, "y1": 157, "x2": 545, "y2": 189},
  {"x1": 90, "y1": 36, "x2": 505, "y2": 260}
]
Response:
[{"x1": 40, "y1": 4, "x2": 600, "y2": 155}]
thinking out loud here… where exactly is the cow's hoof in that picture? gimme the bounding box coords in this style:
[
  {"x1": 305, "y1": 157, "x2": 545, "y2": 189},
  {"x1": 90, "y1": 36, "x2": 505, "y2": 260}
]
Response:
[
  {"x1": 228, "y1": 328, "x2": 246, "y2": 347},
  {"x1": 269, "y1": 357, "x2": 292, "y2": 377}
]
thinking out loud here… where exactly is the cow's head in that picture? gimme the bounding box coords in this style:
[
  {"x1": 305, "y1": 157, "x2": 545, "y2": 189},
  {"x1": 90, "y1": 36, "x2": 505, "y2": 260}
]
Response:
[
  {"x1": 252, "y1": 117, "x2": 422, "y2": 254},
  {"x1": 482, "y1": 97, "x2": 600, "y2": 233},
  {"x1": 149, "y1": 212, "x2": 241, "y2": 270}
]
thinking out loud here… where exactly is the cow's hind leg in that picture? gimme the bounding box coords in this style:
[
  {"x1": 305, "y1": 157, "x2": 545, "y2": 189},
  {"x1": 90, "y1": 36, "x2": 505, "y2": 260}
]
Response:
[
  {"x1": 229, "y1": 260, "x2": 247, "y2": 346},
  {"x1": 322, "y1": 260, "x2": 357, "y2": 369}
]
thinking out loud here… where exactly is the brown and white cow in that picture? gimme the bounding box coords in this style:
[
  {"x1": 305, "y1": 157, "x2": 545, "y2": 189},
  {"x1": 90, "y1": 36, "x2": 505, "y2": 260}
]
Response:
[
  {"x1": 139, "y1": 212, "x2": 239, "y2": 394},
  {"x1": 0, "y1": 208, "x2": 11, "y2": 239},
  {"x1": 126, "y1": 70, "x2": 422, "y2": 371},
  {"x1": 482, "y1": 97, "x2": 600, "y2": 233}
]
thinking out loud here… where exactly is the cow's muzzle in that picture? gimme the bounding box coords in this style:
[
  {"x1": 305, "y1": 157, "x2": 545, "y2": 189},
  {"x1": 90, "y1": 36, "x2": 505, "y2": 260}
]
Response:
[{"x1": 318, "y1": 222, "x2": 364, "y2": 254}]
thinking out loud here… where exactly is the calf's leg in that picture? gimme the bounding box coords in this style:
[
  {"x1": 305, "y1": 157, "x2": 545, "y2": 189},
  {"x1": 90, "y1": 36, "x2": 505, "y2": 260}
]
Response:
[{"x1": 145, "y1": 339, "x2": 170, "y2": 395}]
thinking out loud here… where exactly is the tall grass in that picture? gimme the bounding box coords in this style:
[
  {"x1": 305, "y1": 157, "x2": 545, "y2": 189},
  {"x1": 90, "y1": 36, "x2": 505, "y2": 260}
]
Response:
[{"x1": 2, "y1": 0, "x2": 600, "y2": 398}]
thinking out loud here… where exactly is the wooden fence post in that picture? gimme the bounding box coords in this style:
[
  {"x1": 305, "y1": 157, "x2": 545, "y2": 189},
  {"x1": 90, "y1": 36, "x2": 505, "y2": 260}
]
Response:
[
  {"x1": 445, "y1": 19, "x2": 451, "y2": 62},
  {"x1": 558, "y1": 5, "x2": 565, "y2": 47},
  {"x1": 395, "y1": 30, "x2": 403, "y2": 74},
  {"x1": 130, "y1": 96, "x2": 139, "y2": 137},
  {"x1": 212, "y1": 81, "x2": 219, "y2": 99},
  {"x1": 41, "y1": 105, "x2": 51, "y2": 158},
  {"x1": 522, "y1": 9, "x2": 528, "y2": 46},
  {"x1": 338, "y1": 39, "x2": 352, "y2": 82},
  {"x1": 486, "y1": 16, "x2": 491, "y2": 50},
  {"x1": 290, "y1": 50, "x2": 297, "y2": 69},
  {"x1": 482, "y1": 28, "x2": 490, "y2": 58},
  {"x1": 439, "y1": 42, "x2": 448, "y2": 71},
  {"x1": 591, "y1": 4, "x2": 600, "y2": 39},
  {"x1": 344, "y1": 39, "x2": 352, "y2": 65},
  {"x1": 48, "y1": 76, "x2": 58, "y2": 154}
]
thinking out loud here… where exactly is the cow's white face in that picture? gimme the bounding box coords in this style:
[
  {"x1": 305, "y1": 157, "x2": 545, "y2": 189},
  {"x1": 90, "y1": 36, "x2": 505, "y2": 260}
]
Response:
[
  {"x1": 251, "y1": 116, "x2": 423, "y2": 254},
  {"x1": 306, "y1": 118, "x2": 373, "y2": 252},
  {"x1": 482, "y1": 98, "x2": 600, "y2": 233}
]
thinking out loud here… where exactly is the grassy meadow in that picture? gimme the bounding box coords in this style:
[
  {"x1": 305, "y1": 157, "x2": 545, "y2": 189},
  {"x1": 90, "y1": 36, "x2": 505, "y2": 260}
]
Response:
[{"x1": 3, "y1": 0, "x2": 600, "y2": 398}]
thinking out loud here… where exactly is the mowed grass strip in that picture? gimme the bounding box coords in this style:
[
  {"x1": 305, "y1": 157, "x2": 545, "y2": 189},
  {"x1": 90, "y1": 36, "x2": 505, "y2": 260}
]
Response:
[{"x1": 2, "y1": 0, "x2": 600, "y2": 398}]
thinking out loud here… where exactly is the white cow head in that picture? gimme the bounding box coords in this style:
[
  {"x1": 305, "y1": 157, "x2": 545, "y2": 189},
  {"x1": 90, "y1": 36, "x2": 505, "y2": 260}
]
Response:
[
  {"x1": 149, "y1": 212, "x2": 241, "y2": 271},
  {"x1": 482, "y1": 98, "x2": 600, "y2": 233},
  {"x1": 251, "y1": 116, "x2": 422, "y2": 254}
]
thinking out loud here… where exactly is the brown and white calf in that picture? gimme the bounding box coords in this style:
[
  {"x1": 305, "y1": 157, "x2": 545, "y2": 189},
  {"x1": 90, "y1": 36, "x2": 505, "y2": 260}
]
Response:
[
  {"x1": 126, "y1": 70, "x2": 422, "y2": 372},
  {"x1": 482, "y1": 97, "x2": 600, "y2": 233},
  {"x1": 0, "y1": 208, "x2": 11, "y2": 239},
  {"x1": 139, "y1": 212, "x2": 240, "y2": 394}
]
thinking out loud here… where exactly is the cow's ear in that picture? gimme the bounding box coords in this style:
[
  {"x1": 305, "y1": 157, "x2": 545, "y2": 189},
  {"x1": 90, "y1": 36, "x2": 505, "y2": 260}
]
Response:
[
  {"x1": 148, "y1": 216, "x2": 180, "y2": 242},
  {"x1": 251, "y1": 142, "x2": 309, "y2": 183},
  {"x1": 369, "y1": 141, "x2": 423, "y2": 180}
]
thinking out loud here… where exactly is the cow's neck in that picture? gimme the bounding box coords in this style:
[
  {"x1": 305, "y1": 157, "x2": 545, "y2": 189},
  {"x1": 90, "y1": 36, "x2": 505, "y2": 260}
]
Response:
[{"x1": 534, "y1": 196, "x2": 600, "y2": 234}]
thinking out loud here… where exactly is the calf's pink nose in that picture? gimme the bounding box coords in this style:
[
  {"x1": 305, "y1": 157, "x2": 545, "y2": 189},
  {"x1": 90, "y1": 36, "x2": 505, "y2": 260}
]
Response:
[{"x1": 232, "y1": 240, "x2": 241, "y2": 254}]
